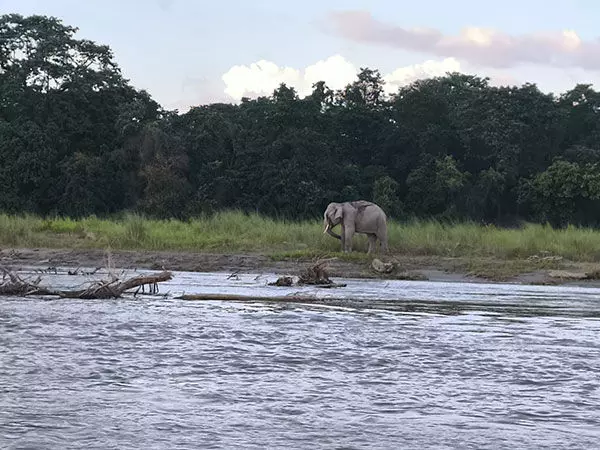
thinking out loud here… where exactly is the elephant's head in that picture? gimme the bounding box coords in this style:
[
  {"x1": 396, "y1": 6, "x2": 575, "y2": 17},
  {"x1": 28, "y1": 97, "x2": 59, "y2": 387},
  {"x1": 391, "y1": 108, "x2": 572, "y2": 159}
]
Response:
[{"x1": 323, "y1": 202, "x2": 343, "y2": 239}]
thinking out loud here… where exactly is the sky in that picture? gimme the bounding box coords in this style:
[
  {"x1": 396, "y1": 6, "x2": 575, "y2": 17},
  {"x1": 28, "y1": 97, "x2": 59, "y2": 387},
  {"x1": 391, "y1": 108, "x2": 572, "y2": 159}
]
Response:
[{"x1": 2, "y1": 0, "x2": 600, "y2": 111}]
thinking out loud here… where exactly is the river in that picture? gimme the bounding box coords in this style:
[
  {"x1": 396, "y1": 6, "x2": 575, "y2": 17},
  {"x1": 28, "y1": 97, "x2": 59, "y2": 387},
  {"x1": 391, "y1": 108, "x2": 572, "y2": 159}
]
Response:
[{"x1": 1, "y1": 269, "x2": 600, "y2": 449}]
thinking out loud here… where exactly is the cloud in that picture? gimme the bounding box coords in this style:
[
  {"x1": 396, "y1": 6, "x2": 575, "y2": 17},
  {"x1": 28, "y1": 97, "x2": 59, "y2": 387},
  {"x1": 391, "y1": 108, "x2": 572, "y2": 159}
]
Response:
[
  {"x1": 222, "y1": 61, "x2": 303, "y2": 100},
  {"x1": 304, "y1": 55, "x2": 358, "y2": 92},
  {"x1": 383, "y1": 57, "x2": 462, "y2": 93},
  {"x1": 222, "y1": 55, "x2": 358, "y2": 101},
  {"x1": 220, "y1": 54, "x2": 528, "y2": 103},
  {"x1": 326, "y1": 10, "x2": 600, "y2": 70}
]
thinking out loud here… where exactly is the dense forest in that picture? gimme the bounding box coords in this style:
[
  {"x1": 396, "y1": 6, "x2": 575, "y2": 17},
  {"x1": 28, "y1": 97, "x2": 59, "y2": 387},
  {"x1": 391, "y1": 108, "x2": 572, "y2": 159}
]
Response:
[{"x1": 2, "y1": 14, "x2": 600, "y2": 227}]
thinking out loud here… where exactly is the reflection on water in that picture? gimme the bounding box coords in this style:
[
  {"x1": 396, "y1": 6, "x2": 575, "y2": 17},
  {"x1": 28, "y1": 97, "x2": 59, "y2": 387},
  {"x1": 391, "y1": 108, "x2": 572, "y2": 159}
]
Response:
[{"x1": 1, "y1": 270, "x2": 600, "y2": 449}]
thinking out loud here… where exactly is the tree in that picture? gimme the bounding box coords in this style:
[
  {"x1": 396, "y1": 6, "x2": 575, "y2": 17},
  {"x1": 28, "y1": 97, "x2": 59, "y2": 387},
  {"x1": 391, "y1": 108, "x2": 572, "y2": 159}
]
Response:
[
  {"x1": 520, "y1": 160, "x2": 600, "y2": 227},
  {"x1": 0, "y1": 13, "x2": 160, "y2": 216},
  {"x1": 465, "y1": 168, "x2": 506, "y2": 222},
  {"x1": 559, "y1": 84, "x2": 600, "y2": 150},
  {"x1": 373, "y1": 175, "x2": 403, "y2": 219},
  {"x1": 405, "y1": 155, "x2": 467, "y2": 218}
]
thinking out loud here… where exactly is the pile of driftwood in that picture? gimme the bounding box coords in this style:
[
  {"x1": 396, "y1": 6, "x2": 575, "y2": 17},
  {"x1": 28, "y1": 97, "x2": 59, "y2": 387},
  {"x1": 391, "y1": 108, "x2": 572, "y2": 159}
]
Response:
[
  {"x1": 0, "y1": 265, "x2": 172, "y2": 299},
  {"x1": 268, "y1": 259, "x2": 346, "y2": 288},
  {"x1": 178, "y1": 259, "x2": 346, "y2": 302}
]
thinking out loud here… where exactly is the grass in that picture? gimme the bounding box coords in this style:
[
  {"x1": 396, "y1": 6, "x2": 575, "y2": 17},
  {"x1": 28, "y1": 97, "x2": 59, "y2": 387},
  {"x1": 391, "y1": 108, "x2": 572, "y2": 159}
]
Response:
[{"x1": 2, "y1": 211, "x2": 600, "y2": 263}]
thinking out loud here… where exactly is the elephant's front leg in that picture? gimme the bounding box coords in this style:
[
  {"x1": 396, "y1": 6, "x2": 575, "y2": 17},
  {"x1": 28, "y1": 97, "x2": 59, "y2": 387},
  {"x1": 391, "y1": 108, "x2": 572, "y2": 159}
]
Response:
[
  {"x1": 339, "y1": 224, "x2": 346, "y2": 252},
  {"x1": 343, "y1": 225, "x2": 355, "y2": 252}
]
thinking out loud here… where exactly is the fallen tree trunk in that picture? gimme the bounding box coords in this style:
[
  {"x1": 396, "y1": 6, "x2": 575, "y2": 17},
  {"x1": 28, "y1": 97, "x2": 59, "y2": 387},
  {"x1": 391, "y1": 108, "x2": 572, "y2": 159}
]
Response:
[
  {"x1": 58, "y1": 271, "x2": 173, "y2": 299},
  {"x1": 0, "y1": 266, "x2": 173, "y2": 299},
  {"x1": 177, "y1": 293, "x2": 320, "y2": 303},
  {"x1": 0, "y1": 266, "x2": 55, "y2": 296}
]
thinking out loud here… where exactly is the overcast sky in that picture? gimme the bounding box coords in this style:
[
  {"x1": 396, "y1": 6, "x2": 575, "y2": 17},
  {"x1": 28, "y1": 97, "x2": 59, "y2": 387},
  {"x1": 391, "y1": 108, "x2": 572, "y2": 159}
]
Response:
[{"x1": 2, "y1": 0, "x2": 600, "y2": 111}]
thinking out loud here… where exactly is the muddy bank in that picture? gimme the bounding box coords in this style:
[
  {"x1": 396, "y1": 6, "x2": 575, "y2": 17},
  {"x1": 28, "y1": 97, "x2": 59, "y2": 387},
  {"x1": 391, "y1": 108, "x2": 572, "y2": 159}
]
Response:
[
  {"x1": 2, "y1": 247, "x2": 600, "y2": 287},
  {"x1": 1, "y1": 247, "x2": 373, "y2": 277}
]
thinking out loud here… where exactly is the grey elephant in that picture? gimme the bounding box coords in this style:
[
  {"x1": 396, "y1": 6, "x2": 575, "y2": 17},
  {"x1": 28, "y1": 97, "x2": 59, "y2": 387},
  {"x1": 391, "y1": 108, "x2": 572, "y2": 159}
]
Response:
[{"x1": 323, "y1": 200, "x2": 389, "y2": 254}]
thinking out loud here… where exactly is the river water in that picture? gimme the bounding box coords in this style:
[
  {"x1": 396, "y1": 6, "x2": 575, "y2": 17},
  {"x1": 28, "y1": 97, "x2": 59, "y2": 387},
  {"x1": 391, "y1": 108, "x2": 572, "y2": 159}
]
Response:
[{"x1": 1, "y1": 269, "x2": 600, "y2": 449}]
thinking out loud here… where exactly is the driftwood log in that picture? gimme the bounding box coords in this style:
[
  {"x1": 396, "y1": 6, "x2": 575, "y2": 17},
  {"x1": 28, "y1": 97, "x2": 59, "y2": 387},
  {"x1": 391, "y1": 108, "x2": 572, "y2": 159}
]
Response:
[
  {"x1": 176, "y1": 293, "x2": 320, "y2": 302},
  {"x1": 0, "y1": 266, "x2": 173, "y2": 299},
  {"x1": 58, "y1": 271, "x2": 173, "y2": 299}
]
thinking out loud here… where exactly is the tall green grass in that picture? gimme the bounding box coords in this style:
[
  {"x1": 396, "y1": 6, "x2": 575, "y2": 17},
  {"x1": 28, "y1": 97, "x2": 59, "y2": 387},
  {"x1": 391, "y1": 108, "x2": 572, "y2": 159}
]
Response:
[
  {"x1": 1, "y1": 211, "x2": 600, "y2": 261},
  {"x1": 390, "y1": 219, "x2": 600, "y2": 261}
]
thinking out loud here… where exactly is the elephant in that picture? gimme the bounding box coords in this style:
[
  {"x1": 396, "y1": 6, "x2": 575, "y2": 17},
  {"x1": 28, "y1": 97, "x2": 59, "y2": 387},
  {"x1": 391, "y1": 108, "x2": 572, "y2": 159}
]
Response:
[{"x1": 323, "y1": 200, "x2": 389, "y2": 254}]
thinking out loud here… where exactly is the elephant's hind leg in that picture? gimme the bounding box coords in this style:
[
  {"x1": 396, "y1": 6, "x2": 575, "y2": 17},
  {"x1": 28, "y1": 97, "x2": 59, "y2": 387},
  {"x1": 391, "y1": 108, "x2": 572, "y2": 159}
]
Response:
[
  {"x1": 367, "y1": 234, "x2": 377, "y2": 254},
  {"x1": 380, "y1": 235, "x2": 389, "y2": 253},
  {"x1": 377, "y1": 229, "x2": 389, "y2": 254}
]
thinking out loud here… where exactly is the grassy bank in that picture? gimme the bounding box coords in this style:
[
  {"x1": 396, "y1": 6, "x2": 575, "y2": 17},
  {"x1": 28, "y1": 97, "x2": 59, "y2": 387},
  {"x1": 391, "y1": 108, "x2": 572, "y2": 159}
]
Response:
[{"x1": 1, "y1": 211, "x2": 600, "y2": 262}]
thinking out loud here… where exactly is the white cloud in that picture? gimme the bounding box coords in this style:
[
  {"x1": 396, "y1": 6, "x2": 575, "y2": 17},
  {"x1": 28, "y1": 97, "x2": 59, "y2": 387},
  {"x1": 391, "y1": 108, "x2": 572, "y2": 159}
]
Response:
[
  {"x1": 304, "y1": 54, "x2": 358, "y2": 91},
  {"x1": 222, "y1": 60, "x2": 302, "y2": 100},
  {"x1": 192, "y1": 50, "x2": 600, "y2": 109},
  {"x1": 383, "y1": 57, "x2": 462, "y2": 94},
  {"x1": 222, "y1": 53, "x2": 600, "y2": 105},
  {"x1": 222, "y1": 55, "x2": 469, "y2": 101},
  {"x1": 211, "y1": 53, "x2": 600, "y2": 108},
  {"x1": 222, "y1": 55, "x2": 358, "y2": 101}
]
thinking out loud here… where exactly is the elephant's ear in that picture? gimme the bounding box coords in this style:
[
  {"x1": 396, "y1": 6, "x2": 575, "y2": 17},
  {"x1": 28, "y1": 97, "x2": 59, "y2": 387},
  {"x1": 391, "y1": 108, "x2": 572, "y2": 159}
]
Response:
[{"x1": 333, "y1": 206, "x2": 343, "y2": 222}]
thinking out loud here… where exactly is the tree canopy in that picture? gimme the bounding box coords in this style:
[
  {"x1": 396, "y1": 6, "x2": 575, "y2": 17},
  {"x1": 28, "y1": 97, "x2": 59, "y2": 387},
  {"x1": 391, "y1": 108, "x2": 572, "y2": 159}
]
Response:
[{"x1": 2, "y1": 14, "x2": 600, "y2": 227}]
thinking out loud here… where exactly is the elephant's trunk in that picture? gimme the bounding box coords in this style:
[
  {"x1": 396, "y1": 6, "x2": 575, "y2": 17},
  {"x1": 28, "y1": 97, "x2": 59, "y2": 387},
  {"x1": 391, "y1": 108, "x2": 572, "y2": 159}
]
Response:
[{"x1": 323, "y1": 221, "x2": 342, "y2": 240}]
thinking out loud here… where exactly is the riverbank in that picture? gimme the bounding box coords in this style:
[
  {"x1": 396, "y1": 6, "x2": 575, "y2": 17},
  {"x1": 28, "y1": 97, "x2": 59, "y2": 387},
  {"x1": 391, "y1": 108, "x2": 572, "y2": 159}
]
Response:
[
  {"x1": 3, "y1": 247, "x2": 600, "y2": 287},
  {"x1": 3, "y1": 212, "x2": 600, "y2": 287}
]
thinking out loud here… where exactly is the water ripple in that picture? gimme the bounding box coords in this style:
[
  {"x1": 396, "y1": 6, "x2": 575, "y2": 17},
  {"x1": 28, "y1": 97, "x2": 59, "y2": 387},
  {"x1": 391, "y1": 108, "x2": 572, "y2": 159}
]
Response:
[{"x1": 2, "y1": 273, "x2": 600, "y2": 449}]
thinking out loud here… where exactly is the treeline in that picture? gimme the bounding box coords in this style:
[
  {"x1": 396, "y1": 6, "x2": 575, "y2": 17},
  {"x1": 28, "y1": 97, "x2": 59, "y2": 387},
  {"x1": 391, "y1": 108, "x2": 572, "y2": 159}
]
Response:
[{"x1": 2, "y1": 14, "x2": 600, "y2": 227}]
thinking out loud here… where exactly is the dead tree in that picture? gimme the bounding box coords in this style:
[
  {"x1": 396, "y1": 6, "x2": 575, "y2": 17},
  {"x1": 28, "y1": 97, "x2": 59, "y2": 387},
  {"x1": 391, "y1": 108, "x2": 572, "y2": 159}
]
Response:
[
  {"x1": 0, "y1": 266, "x2": 173, "y2": 299},
  {"x1": 57, "y1": 271, "x2": 173, "y2": 299}
]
